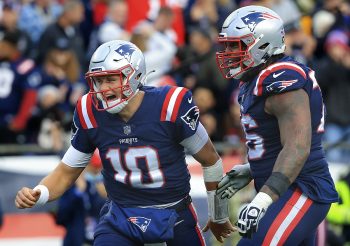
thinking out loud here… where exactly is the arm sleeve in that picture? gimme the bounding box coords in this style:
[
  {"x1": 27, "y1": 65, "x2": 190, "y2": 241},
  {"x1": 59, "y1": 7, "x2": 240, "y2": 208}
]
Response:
[
  {"x1": 180, "y1": 122, "x2": 209, "y2": 155},
  {"x1": 61, "y1": 145, "x2": 93, "y2": 168}
]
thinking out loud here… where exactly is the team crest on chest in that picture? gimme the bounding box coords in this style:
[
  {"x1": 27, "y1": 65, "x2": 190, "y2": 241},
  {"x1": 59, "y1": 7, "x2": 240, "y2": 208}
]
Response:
[{"x1": 123, "y1": 125, "x2": 131, "y2": 135}]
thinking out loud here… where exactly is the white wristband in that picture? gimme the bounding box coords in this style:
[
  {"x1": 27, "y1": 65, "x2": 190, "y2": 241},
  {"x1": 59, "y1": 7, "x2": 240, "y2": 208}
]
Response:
[
  {"x1": 33, "y1": 185, "x2": 50, "y2": 206},
  {"x1": 251, "y1": 192, "x2": 273, "y2": 210},
  {"x1": 203, "y1": 159, "x2": 223, "y2": 182}
]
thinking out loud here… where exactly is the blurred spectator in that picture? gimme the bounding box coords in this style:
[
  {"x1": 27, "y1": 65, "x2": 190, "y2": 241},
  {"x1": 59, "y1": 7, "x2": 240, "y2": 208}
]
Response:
[
  {"x1": 88, "y1": 0, "x2": 130, "y2": 60},
  {"x1": 17, "y1": 0, "x2": 62, "y2": 54},
  {"x1": 56, "y1": 149, "x2": 107, "y2": 246},
  {"x1": 38, "y1": 0, "x2": 86, "y2": 69},
  {"x1": 185, "y1": 0, "x2": 219, "y2": 31},
  {"x1": 125, "y1": 0, "x2": 186, "y2": 46},
  {"x1": 32, "y1": 40, "x2": 87, "y2": 152},
  {"x1": 193, "y1": 87, "x2": 219, "y2": 140},
  {"x1": 0, "y1": 3, "x2": 33, "y2": 58},
  {"x1": 91, "y1": 0, "x2": 109, "y2": 26},
  {"x1": 173, "y1": 26, "x2": 228, "y2": 122},
  {"x1": 0, "y1": 29, "x2": 41, "y2": 144},
  {"x1": 284, "y1": 20, "x2": 317, "y2": 65},
  {"x1": 36, "y1": 85, "x2": 65, "y2": 152},
  {"x1": 314, "y1": 30, "x2": 350, "y2": 163},
  {"x1": 222, "y1": 89, "x2": 246, "y2": 156},
  {"x1": 131, "y1": 7, "x2": 177, "y2": 86},
  {"x1": 97, "y1": 0, "x2": 130, "y2": 43},
  {"x1": 312, "y1": 0, "x2": 350, "y2": 59},
  {"x1": 327, "y1": 170, "x2": 350, "y2": 245}
]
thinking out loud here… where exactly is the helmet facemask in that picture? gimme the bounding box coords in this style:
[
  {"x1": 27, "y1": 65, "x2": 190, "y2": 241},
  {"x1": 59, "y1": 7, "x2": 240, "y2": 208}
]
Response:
[
  {"x1": 86, "y1": 64, "x2": 138, "y2": 114},
  {"x1": 216, "y1": 35, "x2": 255, "y2": 79},
  {"x1": 216, "y1": 5, "x2": 286, "y2": 80}
]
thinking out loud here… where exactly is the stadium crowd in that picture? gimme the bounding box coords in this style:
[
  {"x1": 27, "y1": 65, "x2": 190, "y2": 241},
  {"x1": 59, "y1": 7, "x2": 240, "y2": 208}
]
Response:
[
  {"x1": 0, "y1": 0, "x2": 350, "y2": 161},
  {"x1": 1, "y1": 0, "x2": 350, "y2": 245}
]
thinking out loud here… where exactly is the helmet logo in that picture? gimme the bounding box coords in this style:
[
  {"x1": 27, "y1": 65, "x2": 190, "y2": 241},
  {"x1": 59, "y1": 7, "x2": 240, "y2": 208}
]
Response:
[
  {"x1": 115, "y1": 44, "x2": 137, "y2": 62},
  {"x1": 241, "y1": 12, "x2": 279, "y2": 32}
]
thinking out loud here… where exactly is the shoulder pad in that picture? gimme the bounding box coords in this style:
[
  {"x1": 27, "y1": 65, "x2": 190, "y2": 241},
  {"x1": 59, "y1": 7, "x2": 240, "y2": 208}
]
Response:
[
  {"x1": 253, "y1": 62, "x2": 307, "y2": 96},
  {"x1": 160, "y1": 86, "x2": 189, "y2": 122},
  {"x1": 76, "y1": 93, "x2": 98, "y2": 129}
]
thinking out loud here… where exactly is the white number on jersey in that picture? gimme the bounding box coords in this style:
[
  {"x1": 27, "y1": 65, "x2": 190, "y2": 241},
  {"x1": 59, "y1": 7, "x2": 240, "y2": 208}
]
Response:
[
  {"x1": 0, "y1": 68, "x2": 15, "y2": 98},
  {"x1": 106, "y1": 147, "x2": 165, "y2": 188},
  {"x1": 241, "y1": 114, "x2": 265, "y2": 160},
  {"x1": 309, "y1": 70, "x2": 325, "y2": 132}
]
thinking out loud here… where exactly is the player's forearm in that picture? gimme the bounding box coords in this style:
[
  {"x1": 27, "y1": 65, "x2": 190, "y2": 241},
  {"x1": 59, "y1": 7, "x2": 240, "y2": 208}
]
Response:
[
  {"x1": 261, "y1": 144, "x2": 309, "y2": 201},
  {"x1": 273, "y1": 143, "x2": 309, "y2": 183},
  {"x1": 38, "y1": 162, "x2": 84, "y2": 202}
]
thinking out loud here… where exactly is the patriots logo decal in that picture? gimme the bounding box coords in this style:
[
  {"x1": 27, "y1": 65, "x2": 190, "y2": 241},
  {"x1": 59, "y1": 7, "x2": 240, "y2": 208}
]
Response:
[
  {"x1": 181, "y1": 106, "x2": 200, "y2": 131},
  {"x1": 128, "y1": 217, "x2": 151, "y2": 232},
  {"x1": 266, "y1": 79, "x2": 298, "y2": 93},
  {"x1": 241, "y1": 12, "x2": 279, "y2": 32},
  {"x1": 115, "y1": 44, "x2": 136, "y2": 62}
]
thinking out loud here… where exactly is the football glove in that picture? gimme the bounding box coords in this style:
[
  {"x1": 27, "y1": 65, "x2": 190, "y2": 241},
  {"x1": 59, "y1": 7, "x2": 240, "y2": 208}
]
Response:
[
  {"x1": 237, "y1": 192, "x2": 273, "y2": 238},
  {"x1": 216, "y1": 163, "x2": 252, "y2": 199}
]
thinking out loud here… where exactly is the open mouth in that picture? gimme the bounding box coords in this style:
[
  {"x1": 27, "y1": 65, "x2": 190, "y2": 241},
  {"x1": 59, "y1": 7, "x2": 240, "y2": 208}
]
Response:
[{"x1": 105, "y1": 95, "x2": 117, "y2": 101}]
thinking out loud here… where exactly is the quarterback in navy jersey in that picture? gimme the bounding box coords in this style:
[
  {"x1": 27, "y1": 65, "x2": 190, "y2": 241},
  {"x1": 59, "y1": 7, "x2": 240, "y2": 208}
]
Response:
[
  {"x1": 215, "y1": 5, "x2": 338, "y2": 246},
  {"x1": 15, "y1": 40, "x2": 236, "y2": 245}
]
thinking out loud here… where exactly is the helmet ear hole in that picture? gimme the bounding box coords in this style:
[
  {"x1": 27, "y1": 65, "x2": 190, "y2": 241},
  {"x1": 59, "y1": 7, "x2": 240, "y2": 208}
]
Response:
[
  {"x1": 259, "y1": 43, "x2": 270, "y2": 50},
  {"x1": 135, "y1": 73, "x2": 142, "y2": 80}
]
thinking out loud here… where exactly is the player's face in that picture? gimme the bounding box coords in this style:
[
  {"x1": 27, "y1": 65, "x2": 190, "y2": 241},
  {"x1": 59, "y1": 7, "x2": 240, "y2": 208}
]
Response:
[{"x1": 93, "y1": 74, "x2": 124, "y2": 102}]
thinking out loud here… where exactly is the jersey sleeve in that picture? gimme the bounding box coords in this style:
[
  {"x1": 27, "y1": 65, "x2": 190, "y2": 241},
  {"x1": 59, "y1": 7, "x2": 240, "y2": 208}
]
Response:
[
  {"x1": 175, "y1": 89, "x2": 200, "y2": 141},
  {"x1": 70, "y1": 106, "x2": 96, "y2": 154},
  {"x1": 159, "y1": 86, "x2": 200, "y2": 142},
  {"x1": 253, "y1": 62, "x2": 308, "y2": 96}
]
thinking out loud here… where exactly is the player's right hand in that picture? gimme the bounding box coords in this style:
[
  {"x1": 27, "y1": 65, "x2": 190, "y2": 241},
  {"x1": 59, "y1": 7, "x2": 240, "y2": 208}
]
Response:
[
  {"x1": 202, "y1": 219, "x2": 237, "y2": 243},
  {"x1": 216, "y1": 163, "x2": 252, "y2": 199},
  {"x1": 15, "y1": 187, "x2": 41, "y2": 209}
]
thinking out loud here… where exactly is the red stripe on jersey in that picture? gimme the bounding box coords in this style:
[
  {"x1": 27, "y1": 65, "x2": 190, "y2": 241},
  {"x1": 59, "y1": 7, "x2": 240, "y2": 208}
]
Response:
[
  {"x1": 256, "y1": 71, "x2": 270, "y2": 96},
  {"x1": 86, "y1": 94, "x2": 98, "y2": 128},
  {"x1": 279, "y1": 197, "x2": 313, "y2": 245},
  {"x1": 170, "y1": 88, "x2": 188, "y2": 122},
  {"x1": 262, "y1": 189, "x2": 302, "y2": 246},
  {"x1": 160, "y1": 87, "x2": 176, "y2": 121},
  {"x1": 76, "y1": 98, "x2": 88, "y2": 129},
  {"x1": 256, "y1": 63, "x2": 307, "y2": 96}
]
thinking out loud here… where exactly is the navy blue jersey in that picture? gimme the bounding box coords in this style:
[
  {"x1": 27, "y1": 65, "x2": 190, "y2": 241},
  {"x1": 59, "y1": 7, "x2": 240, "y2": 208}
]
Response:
[
  {"x1": 238, "y1": 56, "x2": 338, "y2": 203},
  {"x1": 70, "y1": 86, "x2": 200, "y2": 206},
  {"x1": 0, "y1": 59, "x2": 40, "y2": 127}
]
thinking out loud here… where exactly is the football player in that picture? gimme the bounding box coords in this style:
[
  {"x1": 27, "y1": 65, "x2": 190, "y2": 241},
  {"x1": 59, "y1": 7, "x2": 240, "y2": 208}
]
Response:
[
  {"x1": 215, "y1": 5, "x2": 338, "y2": 245},
  {"x1": 0, "y1": 29, "x2": 40, "y2": 143},
  {"x1": 15, "y1": 40, "x2": 236, "y2": 245}
]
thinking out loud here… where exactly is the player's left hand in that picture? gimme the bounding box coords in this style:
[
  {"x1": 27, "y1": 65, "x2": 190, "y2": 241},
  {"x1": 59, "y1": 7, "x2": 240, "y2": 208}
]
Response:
[
  {"x1": 236, "y1": 192, "x2": 273, "y2": 238},
  {"x1": 216, "y1": 163, "x2": 252, "y2": 199},
  {"x1": 202, "y1": 219, "x2": 237, "y2": 243}
]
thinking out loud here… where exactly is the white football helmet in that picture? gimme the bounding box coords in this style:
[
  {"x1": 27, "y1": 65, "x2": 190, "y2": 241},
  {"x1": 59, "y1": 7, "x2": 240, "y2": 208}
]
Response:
[
  {"x1": 216, "y1": 5, "x2": 286, "y2": 79},
  {"x1": 85, "y1": 40, "x2": 146, "y2": 114}
]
